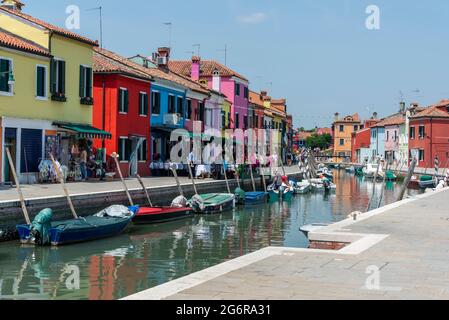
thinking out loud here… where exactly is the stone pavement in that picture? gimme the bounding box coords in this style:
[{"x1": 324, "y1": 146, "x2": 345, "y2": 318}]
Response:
[{"x1": 124, "y1": 188, "x2": 449, "y2": 300}]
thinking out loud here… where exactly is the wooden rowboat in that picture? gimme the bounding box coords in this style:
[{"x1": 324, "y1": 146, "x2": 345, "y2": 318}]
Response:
[{"x1": 132, "y1": 206, "x2": 193, "y2": 224}]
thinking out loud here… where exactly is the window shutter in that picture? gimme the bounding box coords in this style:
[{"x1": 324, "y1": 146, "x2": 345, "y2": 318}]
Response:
[
  {"x1": 0, "y1": 59, "x2": 10, "y2": 92},
  {"x1": 124, "y1": 90, "x2": 129, "y2": 113},
  {"x1": 60, "y1": 61, "x2": 66, "y2": 94},
  {"x1": 118, "y1": 89, "x2": 122, "y2": 112},
  {"x1": 87, "y1": 67, "x2": 92, "y2": 98},
  {"x1": 144, "y1": 93, "x2": 149, "y2": 115},
  {"x1": 125, "y1": 139, "x2": 132, "y2": 161},
  {"x1": 79, "y1": 65, "x2": 85, "y2": 97},
  {"x1": 37, "y1": 67, "x2": 43, "y2": 96},
  {"x1": 50, "y1": 59, "x2": 57, "y2": 94}
]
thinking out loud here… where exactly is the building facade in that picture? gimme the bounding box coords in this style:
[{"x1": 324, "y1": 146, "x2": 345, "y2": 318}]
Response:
[{"x1": 332, "y1": 113, "x2": 362, "y2": 162}]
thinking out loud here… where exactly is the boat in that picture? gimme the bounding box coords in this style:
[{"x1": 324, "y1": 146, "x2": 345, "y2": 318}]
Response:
[
  {"x1": 281, "y1": 187, "x2": 294, "y2": 201},
  {"x1": 132, "y1": 206, "x2": 193, "y2": 224},
  {"x1": 418, "y1": 175, "x2": 437, "y2": 189},
  {"x1": 311, "y1": 183, "x2": 325, "y2": 192},
  {"x1": 189, "y1": 193, "x2": 235, "y2": 214},
  {"x1": 300, "y1": 223, "x2": 329, "y2": 237},
  {"x1": 268, "y1": 189, "x2": 280, "y2": 201},
  {"x1": 17, "y1": 206, "x2": 137, "y2": 246},
  {"x1": 363, "y1": 162, "x2": 383, "y2": 179},
  {"x1": 293, "y1": 181, "x2": 312, "y2": 194},
  {"x1": 244, "y1": 191, "x2": 268, "y2": 205},
  {"x1": 385, "y1": 170, "x2": 397, "y2": 181},
  {"x1": 345, "y1": 166, "x2": 355, "y2": 174}
]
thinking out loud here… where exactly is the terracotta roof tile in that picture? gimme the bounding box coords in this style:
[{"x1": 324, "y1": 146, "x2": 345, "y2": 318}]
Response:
[
  {"x1": 0, "y1": 7, "x2": 98, "y2": 46},
  {"x1": 373, "y1": 116, "x2": 405, "y2": 127},
  {"x1": 410, "y1": 105, "x2": 449, "y2": 119},
  {"x1": 334, "y1": 113, "x2": 361, "y2": 123},
  {"x1": 168, "y1": 60, "x2": 248, "y2": 82},
  {"x1": 0, "y1": 28, "x2": 50, "y2": 56},
  {"x1": 248, "y1": 90, "x2": 265, "y2": 107}
]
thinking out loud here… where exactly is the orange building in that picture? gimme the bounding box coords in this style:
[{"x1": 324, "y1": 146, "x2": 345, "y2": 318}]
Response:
[{"x1": 332, "y1": 113, "x2": 362, "y2": 162}]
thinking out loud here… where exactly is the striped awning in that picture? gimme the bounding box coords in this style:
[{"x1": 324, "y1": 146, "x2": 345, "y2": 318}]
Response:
[{"x1": 55, "y1": 123, "x2": 112, "y2": 139}]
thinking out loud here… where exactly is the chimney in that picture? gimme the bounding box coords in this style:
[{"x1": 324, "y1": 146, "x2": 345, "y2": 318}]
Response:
[
  {"x1": 212, "y1": 69, "x2": 220, "y2": 92},
  {"x1": 334, "y1": 112, "x2": 339, "y2": 121},
  {"x1": 156, "y1": 47, "x2": 170, "y2": 67},
  {"x1": 260, "y1": 91, "x2": 267, "y2": 97},
  {"x1": 191, "y1": 56, "x2": 200, "y2": 81},
  {"x1": 372, "y1": 112, "x2": 378, "y2": 120},
  {"x1": 399, "y1": 101, "x2": 406, "y2": 113},
  {"x1": 1, "y1": 0, "x2": 24, "y2": 11}
]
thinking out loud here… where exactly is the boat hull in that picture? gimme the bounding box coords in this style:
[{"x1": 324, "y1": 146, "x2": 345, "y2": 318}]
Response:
[
  {"x1": 244, "y1": 192, "x2": 268, "y2": 205},
  {"x1": 281, "y1": 190, "x2": 294, "y2": 201},
  {"x1": 192, "y1": 193, "x2": 236, "y2": 214},
  {"x1": 268, "y1": 190, "x2": 280, "y2": 202},
  {"x1": 132, "y1": 206, "x2": 193, "y2": 225}
]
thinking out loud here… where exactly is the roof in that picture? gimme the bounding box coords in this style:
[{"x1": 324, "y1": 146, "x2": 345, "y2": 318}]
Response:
[
  {"x1": 317, "y1": 127, "x2": 332, "y2": 135},
  {"x1": 410, "y1": 105, "x2": 449, "y2": 119},
  {"x1": 93, "y1": 48, "x2": 153, "y2": 81},
  {"x1": 0, "y1": 6, "x2": 98, "y2": 46},
  {"x1": 168, "y1": 59, "x2": 248, "y2": 82},
  {"x1": 334, "y1": 113, "x2": 361, "y2": 123},
  {"x1": 96, "y1": 50, "x2": 209, "y2": 95},
  {"x1": 297, "y1": 132, "x2": 313, "y2": 140},
  {"x1": 248, "y1": 91, "x2": 265, "y2": 107},
  {"x1": 373, "y1": 115, "x2": 405, "y2": 127},
  {"x1": 0, "y1": 28, "x2": 50, "y2": 56}
]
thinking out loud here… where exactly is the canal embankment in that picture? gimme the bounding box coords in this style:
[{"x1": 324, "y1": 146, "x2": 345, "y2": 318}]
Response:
[
  {"x1": 0, "y1": 167, "x2": 302, "y2": 224},
  {"x1": 123, "y1": 187, "x2": 449, "y2": 300}
]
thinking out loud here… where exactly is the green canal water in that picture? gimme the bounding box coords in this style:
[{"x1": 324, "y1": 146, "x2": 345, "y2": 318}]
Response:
[{"x1": 0, "y1": 171, "x2": 420, "y2": 300}]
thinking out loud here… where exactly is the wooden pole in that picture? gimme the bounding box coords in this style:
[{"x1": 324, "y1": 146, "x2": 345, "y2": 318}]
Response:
[
  {"x1": 49, "y1": 153, "x2": 78, "y2": 219},
  {"x1": 187, "y1": 162, "x2": 198, "y2": 195},
  {"x1": 249, "y1": 163, "x2": 256, "y2": 192},
  {"x1": 235, "y1": 166, "x2": 241, "y2": 189},
  {"x1": 259, "y1": 160, "x2": 267, "y2": 193},
  {"x1": 111, "y1": 152, "x2": 134, "y2": 206},
  {"x1": 136, "y1": 174, "x2": 152, "y2": 206},
  {"x1": 170, "y1": 164, "x2": 184, "y2": 197},
  {"x1": 222, "y1": 163, "x2": 231, "y2": 194},
  {"x1": 6, "y1": 148, "x2": 31, "y2": 225},
  {"x1": 366, "y1": 157, "x2": 381, "y2": 212},
  {"x1": 397, "y1": 157, "x2": 417, "y2": 201},
  {"x1": 377, "y1": 153, "x2": 392, "y2": 208}
]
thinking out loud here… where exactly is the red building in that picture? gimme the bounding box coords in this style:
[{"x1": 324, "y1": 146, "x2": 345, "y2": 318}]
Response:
[
  {"x1": 351, "y1": 119, "x2": 379, "y2": 163},
  {"x1": 93, "y1": 48, "x2": 153, "y2": 177},
  {"x1": 409, "y1": 100, "x2": 449, "y2": 169}
]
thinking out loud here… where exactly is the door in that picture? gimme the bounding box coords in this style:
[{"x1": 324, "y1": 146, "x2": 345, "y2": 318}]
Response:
[
  {"x1": 4, "y1": 128, "x2": 17, "y2": 183},
  {"x1": 20, "y1": 129, "x2": 43, "y2": 174},
  {"x1": 129, "y1": 137, "x2": 139, "y2": 176}
]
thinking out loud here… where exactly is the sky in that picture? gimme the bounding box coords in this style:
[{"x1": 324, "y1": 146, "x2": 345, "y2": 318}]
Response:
[{"x1": 22, "y1": 0, "x2": 449, "y2": 129}]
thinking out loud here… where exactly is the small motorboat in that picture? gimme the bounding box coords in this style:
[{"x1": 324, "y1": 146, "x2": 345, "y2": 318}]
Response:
[
  {"x1": 418, "y1": 175, "x2": 437, "y2": 189},
  {"x1": 311, "y1": 183, "x2": 325, "y2": 192},
  {"x1": 385, "y1": 170, "x2": 397, "y2": 181},
  {"x1": 281, "y1": 187, "x2": 294, "y2": 201},
  {"x1": 294, "y1": 181, "x2": 311, "y2": 194},
  {"x1": 345, "y1": 166, "x2": 355, "y2": 174},
  {"x1": 189, "y1": 193, "x2": 235, "y2": 214},
  {"x1": 17, "y1": 206, "x2": 137, "y2": 246},
  {"x1": 300, "y1": 223, "x2": 329, "y2": 237},
  {"x1": 244, "y1": 191, "x2": 268, "y2": 205},
  {"x1": 268, "y1": 189, "x2": 280, "y2": 201},
  {"x1": 363, "y1": 162, "x2": 383, "y2": 179},
  {"x1": 132, "y1": 206, "x2": 193, "y2": 224}
]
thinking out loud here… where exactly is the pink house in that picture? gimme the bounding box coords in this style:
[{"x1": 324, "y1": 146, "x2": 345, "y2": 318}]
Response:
[{"x1": 169, "y1": 57, "x2": 249, "y2": 129}]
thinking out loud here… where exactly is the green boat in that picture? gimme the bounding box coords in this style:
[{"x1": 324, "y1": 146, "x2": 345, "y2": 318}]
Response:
[
  {"x1": 189, "y1": 193, "x2": 235, "y2": 214},
  {"x1": 385, "y1": 170, "x2": 397, "y2": 181}
]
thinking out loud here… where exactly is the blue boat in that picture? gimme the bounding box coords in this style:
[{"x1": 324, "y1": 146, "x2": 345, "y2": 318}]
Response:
[
  {"x1": 244, "y1": 191, "x2": 268, "y2": 205},
  {"x1": 17, "y1": 206, "x2": 137, "y2": 246}
]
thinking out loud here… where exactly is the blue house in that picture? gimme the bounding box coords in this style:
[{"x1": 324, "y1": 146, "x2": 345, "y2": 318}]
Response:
[{"x1": 370, "y1": 124, "x2": 385, "y2": 161}]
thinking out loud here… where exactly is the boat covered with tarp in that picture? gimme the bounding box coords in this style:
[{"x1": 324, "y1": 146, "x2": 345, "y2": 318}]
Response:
[
  {"x1": 17, "y1": 205, "x2": 136, "y2": 246},
  {"x1": 189, "y1": 193, "x2": 235, "y2": 214}
]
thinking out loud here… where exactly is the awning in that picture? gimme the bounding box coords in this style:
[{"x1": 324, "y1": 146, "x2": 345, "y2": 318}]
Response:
[{"x1": 55, "y1": 123, "x2": 112, "y2": 139}]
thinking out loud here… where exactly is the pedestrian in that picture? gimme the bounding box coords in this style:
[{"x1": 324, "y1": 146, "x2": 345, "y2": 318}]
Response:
[{"x1": 80, "y1": 147, "x2": 88, "y2": 181}]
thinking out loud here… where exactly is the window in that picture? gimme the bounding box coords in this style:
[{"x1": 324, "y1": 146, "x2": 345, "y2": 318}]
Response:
[
  {"x1": 419, "y1": 125, "x2": 425, "y2": 139},
  {"x1": 151, "y1": 91, "x2": 160, "y2": 114},
  {"x1": 138, "y1": 139, "x2": 147, "y2": 161},
  {"x1": 228, "y1": 113, "x2": 231, "y2": 128},
  {"x1": 419, "y1": 149, "x2": 425, "y2": 162},
  {"x1": 354, "y1": 125, "x2": 358, "y2": 132},
  {"x1": 79, "y1": 65, "x2": 93, "y2": 103},
  {"x1": 50, "y1": 59, "x2": 66, "y2": 100},
  {"x1": 118, "y1": 88, "x2": 128, "y2": 113},
  {"x1": 340, "y1": 139, "x2": 345, "y2": 146},
  {"x1": 386, "y1": 131, "x2": 389, "y2": 141},
  {"x1": 244, "y1": 87, "x2": 248, "y2": 99},
  {"x1": 221, "y1": 111, "x2": 226, "y2": 128},
  {"x1": 197, "y1": 101, "x2": 204, "y2": 122},
  {"x1": 235, "y1": 83, "x2": 240, "y2": 96},
  {"x1": 168, "y1": 95, "x2": 175, "y2": 113},
  {"x1": 235, "y1": 113, "x2": 239, "y2": 128},
  {"x1": 139, "y1": 92, "x2": 148, "y2": 116},
  {"x1": 244, "y1": 116, "x2": 248, "y2": 129},
  {"x1": 0, "y1": 57, "x2": 13, "y2": 94},
  {"x1": 177, "y1": 96, "x2": 183, "y2": 115},
  {"x1": 118, "y1": 137, "x2": 132, "y2": 161},
  {"x1": 36, "y1": 65, "x2": 47, "y2": 98},
  {"x1": 339, "y1": 125, "x2": 344, "y2": 132},
  {"x1": 410, "y1": 127, "x2": 415, "y2": 139},
  {"x1": 254, "y1": 116, "x2": 259, "y2": 128},
  {"x1": 186, "y1": 99, "x2": 192, "y2": 119}
]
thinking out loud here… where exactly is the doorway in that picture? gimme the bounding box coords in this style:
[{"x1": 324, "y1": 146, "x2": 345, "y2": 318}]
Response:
[{"x1": 4, "y1": 128, "x2": 17, "y2": 183}]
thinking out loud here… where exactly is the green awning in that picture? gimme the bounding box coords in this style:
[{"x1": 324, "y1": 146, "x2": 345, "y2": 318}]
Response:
[{"x1": 58, "y1": 124, "x2": 112, "y2": 139}]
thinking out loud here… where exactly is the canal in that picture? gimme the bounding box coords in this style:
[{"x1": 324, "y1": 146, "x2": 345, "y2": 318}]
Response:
[{"x1": 0, "y1": 171, "x2": 420, "y2": 300}]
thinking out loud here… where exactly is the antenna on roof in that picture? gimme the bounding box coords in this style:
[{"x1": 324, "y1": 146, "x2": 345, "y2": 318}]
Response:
[
  {"x1": 217, "y1": 44, "x2": 228, "y2": 66},
  {"x1": 163, "y1": 22, "x2": 172, "y2": 49},
  {"x1": 86, "y1": 6, "x2": 103, "y2": 48},
  {"x1": 193, "y1": 44, "x2": 201, "y2": 57},
  {"x1": 185, "y1": 51, "x2": 195, "y2": 57}
]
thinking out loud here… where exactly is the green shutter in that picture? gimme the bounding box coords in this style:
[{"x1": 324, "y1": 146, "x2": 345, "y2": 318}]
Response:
[
  {"x1": 50, "y1": 59, "x2": 57, "y2": 94},
  {"x1": 144, "y1": 93, "x2": 149, "y2": 115},
  {"x1": 0, "y1": 59, "x2": 9, "y2": 92},
  {"x1": 79, "y1": 65, "x2": 85, "y2": 97},
  {"x1": 60, "y1": 61, "x2": 66, "y2": 94},
  {"x1": 87, "y1": 67, "x2": 92, "y2": 98},
  {"x1": 125, "y1": 139, "x2": 132, "y2": 161},
  {"x1": 124, "y1": 90, "x2": 129, "y2": 113},
  {"x1": 37, "y1": 67, "x2": 43, "y2": 97}
]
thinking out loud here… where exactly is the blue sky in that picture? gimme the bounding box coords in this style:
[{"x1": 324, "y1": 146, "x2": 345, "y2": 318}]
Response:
[{"x1": 24, "y1": 0, "x2": 449, "y2": 128}]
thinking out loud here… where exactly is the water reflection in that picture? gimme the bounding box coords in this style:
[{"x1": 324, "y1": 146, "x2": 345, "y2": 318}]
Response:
[{"x1": 0, "y1": 171, "x2": 419, "y2": 300}]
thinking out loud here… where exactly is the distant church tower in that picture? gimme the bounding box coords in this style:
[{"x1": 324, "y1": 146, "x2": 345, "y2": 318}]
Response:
[{"x1": 1, "y1": 0, "x2": 25, "y2": 11}]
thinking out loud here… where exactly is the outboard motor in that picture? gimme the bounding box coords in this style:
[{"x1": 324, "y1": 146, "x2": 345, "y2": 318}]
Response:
[
  {"x1": 234, "y1": 187, "x2": 246, "y2": 204},
  {"x1": 29, "y1": 208, "x2": 53, "y2": 245},
  {"x1": 190, "y1": 194, "x2": 205, "y2": 212}
]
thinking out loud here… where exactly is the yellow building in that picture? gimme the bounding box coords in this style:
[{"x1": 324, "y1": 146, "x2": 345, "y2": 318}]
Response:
[
  {"x1": 221, "y1": 98, "x2": 232, "y2": 131},
  {"x1": 0, "y1": 1, "x2": 103, "y2": 183},
  {"x1": 332, "y1": 112, "x2": 362, "y2": 162}
]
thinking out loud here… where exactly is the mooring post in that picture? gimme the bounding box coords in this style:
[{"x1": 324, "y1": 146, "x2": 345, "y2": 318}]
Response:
[{"x1": 397, "y1": 157, "x2": 418, "y2": 202}]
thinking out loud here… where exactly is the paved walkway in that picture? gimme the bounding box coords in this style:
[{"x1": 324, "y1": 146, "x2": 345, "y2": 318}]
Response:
[
  {"x1": 124, "y1": 188, "x2": 449, "y2": 300},
  {"x1": 0, "y1": 166, "x2": 300, "y2": 203}
]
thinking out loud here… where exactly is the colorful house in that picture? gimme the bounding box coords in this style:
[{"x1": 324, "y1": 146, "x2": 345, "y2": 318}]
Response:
[
  {"x1": 351, "y1": 119, "x2": 378, "y2": 163},
  {"x1": 169, "y1": 57, "x2": 249, "y2": 130},
  {"x1": 383, "y1": 116, "x2": 405, "y2": 163},
  {"x1": 0, "y1": 2, "x2": 106, "y2": 183},
  {"x1": 92, "y1": 48, "x2": 153, "y2": 177},
  {"x1": 332, "y1": 113, "x2": 362, "y2": 162},
  {"x1": 409, "y1": 100, "x2": 449, "y2": 169},
  {"x1": 369, "y1": 122, "x2": 385, "y2": 161}
]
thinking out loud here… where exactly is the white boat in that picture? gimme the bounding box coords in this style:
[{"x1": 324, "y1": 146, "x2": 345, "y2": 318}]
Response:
[
  {"x1": 363, "y1": 163, "x2": 383, "y2": 179},
  {"x1": 294, "y1": 181, "x2": 312, "y2": 194},
  {"x1": 311, "y1": 183, "x2": 325, "y2": 192}
]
